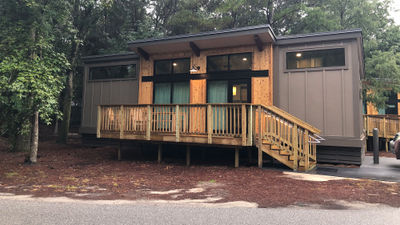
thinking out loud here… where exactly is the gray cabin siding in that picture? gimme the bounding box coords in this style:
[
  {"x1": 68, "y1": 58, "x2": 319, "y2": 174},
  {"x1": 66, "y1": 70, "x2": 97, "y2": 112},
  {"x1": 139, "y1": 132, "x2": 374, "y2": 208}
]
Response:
[
  {"x1": 80, "y1": 59, "x2": 139, "y2": 134},
  {"x1": 273, "y1": 38, "x2": 365, "y2": 164}
]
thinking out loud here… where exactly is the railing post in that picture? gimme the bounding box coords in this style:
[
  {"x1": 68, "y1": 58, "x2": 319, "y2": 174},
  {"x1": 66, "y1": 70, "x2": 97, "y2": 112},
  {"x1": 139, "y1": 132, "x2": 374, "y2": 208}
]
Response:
[
  {"x1": 248, "y1": 105, "x2": 253, "y2": 146},
  {"x1": 97, "y1": 105, "x2": 101, "y2": 138},
  {"x1": 383, "y1": 117, "x2": 386, "y2": 139},
  {"x1": 207, "y1": 105, "x2": 212, "y2": 144},
  {"x1": 304, "y1": 130, "x2": 310, "y2": 171},
  {"x1": 292, "y1": 124, "x2": 298, "y2": 171},
  {"x1": 257, "y1": 105, "x2": 263, "y2": 169},
  {"x1": 146, "y1": 105, "x2": 151, "y2": 140},
  {"x1": 241, "y1": 104, "x2": 247, "y2": 146},
  {"x1": 365, "y1": 116, "x2": 369, "y2": 136},
  {"x1": 175, "y1": 105, "x2": 180, "y2": 142},
  {"x1": 257, "y1": 105, "x2": 262, "y2": 148},
  {"x1": 119, "y1": 105, "x2": 124, "y2": 139}
]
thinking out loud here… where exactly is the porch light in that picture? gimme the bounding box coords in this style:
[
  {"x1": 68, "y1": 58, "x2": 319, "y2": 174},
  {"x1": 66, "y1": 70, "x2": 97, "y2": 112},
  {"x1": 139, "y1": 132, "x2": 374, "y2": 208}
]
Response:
[
  {"x1": 173, "y1": 62, "x2": 178, "y2": 66},
  {"x1": 232, "y1": 86, "x2": 237, "y2": 96},
  {"x1": 242, "y1": 57, "x2": 248, "y2": 61},
  {"x1": 190, "y1": 65, "x2": 200, "y2": 73},
  {"x1": 296, "y1": 53, "x2": 302, "y2": 57}
]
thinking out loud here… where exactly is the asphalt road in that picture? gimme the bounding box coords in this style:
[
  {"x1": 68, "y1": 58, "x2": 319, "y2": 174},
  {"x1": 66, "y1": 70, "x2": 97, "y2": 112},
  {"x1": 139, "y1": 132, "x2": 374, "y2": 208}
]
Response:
[{"x1": 1, "y1": 196, "x2": 400, "y2": 225}]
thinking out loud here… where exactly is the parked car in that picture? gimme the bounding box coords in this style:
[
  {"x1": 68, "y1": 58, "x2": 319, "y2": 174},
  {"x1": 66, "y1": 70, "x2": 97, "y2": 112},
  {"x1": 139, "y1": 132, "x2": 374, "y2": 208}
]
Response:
[{"x1": 389, "y1": 133, "x2": 400, "y2": 159}]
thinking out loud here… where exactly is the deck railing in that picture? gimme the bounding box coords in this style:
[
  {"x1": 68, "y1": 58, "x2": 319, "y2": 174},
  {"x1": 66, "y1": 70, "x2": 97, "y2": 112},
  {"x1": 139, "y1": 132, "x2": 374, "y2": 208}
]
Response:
[
  {"x1": 97, "y1": 104, "x2": 320, "y2": 169},
  {"x1": 364, "y1": 114, "x2": 400, "y2": 139}
]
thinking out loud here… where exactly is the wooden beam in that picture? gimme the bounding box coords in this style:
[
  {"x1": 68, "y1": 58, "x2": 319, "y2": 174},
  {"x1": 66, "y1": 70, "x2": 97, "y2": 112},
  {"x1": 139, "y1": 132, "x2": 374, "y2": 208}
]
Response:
[
  {"x1": 137, "y1": 47, "x2": 149, "y2": 60},
  {"x1": 189, "y1": 42, "x2": 201, "y2": 57},
  {"x1": 235, "y1": 147, "x2": 239, "y2": 168},
  {"x1": 158, "y1": 144, "x2": 162, "y2": 163},
  {"x1": 97, "y1": 106, "x2": 101, "y2": 138},
  {"x1": 254, "y1": 35, "x2": 264, "y2": 52},
  {"x1": 117, "y1": 142, "x2": 121, "y2": 161},
  {"x1": 186, "y1": 146, "x2": 191, "y2": 166}
]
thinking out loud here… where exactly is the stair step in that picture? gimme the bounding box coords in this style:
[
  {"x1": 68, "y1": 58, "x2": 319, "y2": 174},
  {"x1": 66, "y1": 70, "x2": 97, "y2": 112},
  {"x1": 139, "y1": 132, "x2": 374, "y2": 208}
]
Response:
[
  {"x1": 270, "y1": 145, "x2": 280, "y2": 150},
  {"x1": 279, "y1": 150, "x2": 291, "y2": 156}
]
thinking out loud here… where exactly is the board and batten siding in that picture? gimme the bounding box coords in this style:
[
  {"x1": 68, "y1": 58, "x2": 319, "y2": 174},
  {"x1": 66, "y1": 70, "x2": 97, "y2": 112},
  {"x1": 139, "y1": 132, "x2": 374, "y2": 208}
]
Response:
[
  {"x1": 273, "y1": 39, "x2": 364, "y2": 148},
  {"x1": 80, "y1": 60, "x2": 139, "y2": 134}
]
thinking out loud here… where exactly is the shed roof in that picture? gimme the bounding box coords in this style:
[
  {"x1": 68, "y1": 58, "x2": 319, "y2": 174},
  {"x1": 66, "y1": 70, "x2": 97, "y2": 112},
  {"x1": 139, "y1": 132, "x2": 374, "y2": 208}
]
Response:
[
  {"x1": 276, "y1": 29, "x2": 362, "y2": 45},
  {"x1": 82, "y1": 52, "x2": 138, "y2": 64},
  {"x1": 128, "y1": 24, "x2": 276, "y2": 56}
]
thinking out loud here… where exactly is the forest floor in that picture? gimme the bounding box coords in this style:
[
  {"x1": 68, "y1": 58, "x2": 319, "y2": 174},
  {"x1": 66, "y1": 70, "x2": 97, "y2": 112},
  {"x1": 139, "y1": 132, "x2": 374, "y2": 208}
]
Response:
[{"x1": 1, "y1": 134, "x2": 400, "y2": 209}]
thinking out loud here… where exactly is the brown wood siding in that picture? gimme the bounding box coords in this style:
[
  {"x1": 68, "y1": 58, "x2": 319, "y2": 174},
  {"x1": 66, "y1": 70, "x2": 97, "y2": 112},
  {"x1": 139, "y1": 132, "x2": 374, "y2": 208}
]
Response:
[{"x1": 137, "y1": 44, "x2": 274, "y2": 106}]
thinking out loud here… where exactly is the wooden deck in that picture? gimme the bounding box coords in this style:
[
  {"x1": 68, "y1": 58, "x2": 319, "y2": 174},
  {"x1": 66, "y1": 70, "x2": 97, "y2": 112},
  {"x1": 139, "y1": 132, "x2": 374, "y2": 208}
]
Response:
[
  {"x1": 97, "y1": 104, "x2": 321, "y2": 171},
  {"x1": 364, "y1": 114, "x2": 400, "y2": 151}
]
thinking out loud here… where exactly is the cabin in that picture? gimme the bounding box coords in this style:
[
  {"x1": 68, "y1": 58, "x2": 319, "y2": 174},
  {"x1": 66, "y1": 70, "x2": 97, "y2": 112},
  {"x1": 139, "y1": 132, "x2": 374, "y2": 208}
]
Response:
[
  {"x1": 364, "y1": 92, "x2": 400, "y2": 151},
  {"x1": 80, "y1": 25, "x2": 365, "y2": 171}
]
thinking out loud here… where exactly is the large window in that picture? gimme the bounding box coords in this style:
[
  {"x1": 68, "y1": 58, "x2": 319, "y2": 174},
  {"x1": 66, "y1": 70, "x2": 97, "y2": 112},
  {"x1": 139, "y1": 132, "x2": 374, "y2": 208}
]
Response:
[
  {"x1": 154, "y1": 82, "x2": 190, "y2": 104},
  {"x1": 154, "y1": 58, "x2": 190, "y2": 75},
  {"x1": 89, "y1": 64, "x2": 136, "y2": 80},
  {"x1": 207, "y1": 53, "x2": 252, "y2": 72},
  {"x1": 286, "y1": 48, "x2": 345, "y2": 70}
]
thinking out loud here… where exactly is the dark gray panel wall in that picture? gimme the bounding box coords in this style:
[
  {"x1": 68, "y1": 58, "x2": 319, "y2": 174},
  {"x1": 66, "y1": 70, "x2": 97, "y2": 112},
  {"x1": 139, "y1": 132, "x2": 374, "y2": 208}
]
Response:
[
  {"x1": 80, "y1": 60, "x2": 139, "y2": 134},
  {"x1": 273, "y1": 39, "x2": 363, "y2": 148}
]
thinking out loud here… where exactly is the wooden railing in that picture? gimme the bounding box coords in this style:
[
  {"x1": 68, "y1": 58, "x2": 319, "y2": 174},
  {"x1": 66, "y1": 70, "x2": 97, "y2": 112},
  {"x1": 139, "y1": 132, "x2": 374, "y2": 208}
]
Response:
[
  {"x1": 257, "y1": 105, "x2": 320, "y2": 171},
  {"x1": 364, "y1": 114, "x2": 400, "y2": 139},
  {"x1": 97, "y1": 104, "x2": 320, "y2": 170}
]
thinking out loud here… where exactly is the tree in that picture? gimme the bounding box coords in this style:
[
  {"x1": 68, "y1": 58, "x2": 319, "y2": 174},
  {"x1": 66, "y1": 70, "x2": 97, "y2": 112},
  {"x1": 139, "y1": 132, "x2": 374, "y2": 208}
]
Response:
[{"x1": 0, "y1": 0, "x2": 69, "y2": 162}]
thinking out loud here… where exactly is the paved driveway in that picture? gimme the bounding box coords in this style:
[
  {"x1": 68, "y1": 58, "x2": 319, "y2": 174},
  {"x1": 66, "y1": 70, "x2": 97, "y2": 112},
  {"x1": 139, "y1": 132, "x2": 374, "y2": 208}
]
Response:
[{"x1": 316, "y1": 156, "x2": 400, "y2": 182}]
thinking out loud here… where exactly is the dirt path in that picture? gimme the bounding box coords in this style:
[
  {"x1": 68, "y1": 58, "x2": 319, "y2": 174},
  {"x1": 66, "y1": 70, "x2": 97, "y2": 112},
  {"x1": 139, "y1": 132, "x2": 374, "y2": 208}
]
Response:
[{"x1": 1, "y1": 137, "x2": 400, "y2": 208}]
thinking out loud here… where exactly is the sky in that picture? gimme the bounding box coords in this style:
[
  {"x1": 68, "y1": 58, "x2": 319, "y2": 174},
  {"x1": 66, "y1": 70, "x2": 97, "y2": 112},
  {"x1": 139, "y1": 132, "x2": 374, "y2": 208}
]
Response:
[{"x1": 389, "y1": 0, "x2": 400, "y2": 24}]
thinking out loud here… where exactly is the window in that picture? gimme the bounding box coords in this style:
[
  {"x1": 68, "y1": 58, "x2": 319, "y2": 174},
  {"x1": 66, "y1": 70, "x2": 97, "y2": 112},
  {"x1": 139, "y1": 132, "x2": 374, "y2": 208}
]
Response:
[
  {"x1": 286, "y1": 48, "x2": 345, "y2": 70},
  {"x1": 89, "y1": 64, "x2": 136, "y2": 80},
  {"x1": 154, "y1": 82, "x2": 190, "y2": 104},
  {"x1": 154, "y1": 58, "x2": 190, "y2": 75},
  {"x1": 207, "y1": 53, "x2": 252, "y2": 72}
]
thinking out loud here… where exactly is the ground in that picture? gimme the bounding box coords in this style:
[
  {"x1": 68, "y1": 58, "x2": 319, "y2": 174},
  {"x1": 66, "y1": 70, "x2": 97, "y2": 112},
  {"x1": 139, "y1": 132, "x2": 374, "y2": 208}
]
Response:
[{"x1": 1, "y1": 135, "x2": 400, "y2": 209}]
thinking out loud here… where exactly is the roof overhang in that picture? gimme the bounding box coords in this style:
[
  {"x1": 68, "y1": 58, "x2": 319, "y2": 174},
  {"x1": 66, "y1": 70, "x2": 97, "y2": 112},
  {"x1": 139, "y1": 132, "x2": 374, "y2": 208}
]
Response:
[
  {"x1": 82, "y1": 52, "x2": 139, "y2": 64},
  {"x1": 128, "y1": 24, "x2": 276, "y2": 58},
  {"x1": 276, "y1": 29, "x2": 362, "y2": 45}
]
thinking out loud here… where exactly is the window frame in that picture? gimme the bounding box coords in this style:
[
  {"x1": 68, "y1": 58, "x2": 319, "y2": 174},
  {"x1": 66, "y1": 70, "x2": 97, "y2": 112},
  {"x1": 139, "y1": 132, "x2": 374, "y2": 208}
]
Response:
[
  {"x1": 87, "y1": 61, "x2": 138, "y2": 82},
  {"x1": 207, "y1": 52, "x2": 253, "y2": 73},
  {"x1": 152, "y1": 81, "x2": 190, "y2": 104},
  {"x1": 283, "y1": 45, "x2": 348, "y2": 73},
  {"x1": 153, "y1": 58, "x2": 191, "y2": 76}
]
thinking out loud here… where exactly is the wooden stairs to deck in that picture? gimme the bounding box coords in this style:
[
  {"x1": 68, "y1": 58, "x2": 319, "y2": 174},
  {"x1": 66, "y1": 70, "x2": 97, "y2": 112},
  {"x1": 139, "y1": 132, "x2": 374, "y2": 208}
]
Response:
[{"x1": 260, "y1": 142, "x2": 316, "y2": 171}]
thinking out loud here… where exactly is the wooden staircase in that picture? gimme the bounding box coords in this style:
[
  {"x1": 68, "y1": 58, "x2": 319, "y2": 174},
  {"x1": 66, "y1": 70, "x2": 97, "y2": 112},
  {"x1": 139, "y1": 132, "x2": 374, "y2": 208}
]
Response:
[{"x1": 254, "y1": 105, "x2": 321, "y2": 171}]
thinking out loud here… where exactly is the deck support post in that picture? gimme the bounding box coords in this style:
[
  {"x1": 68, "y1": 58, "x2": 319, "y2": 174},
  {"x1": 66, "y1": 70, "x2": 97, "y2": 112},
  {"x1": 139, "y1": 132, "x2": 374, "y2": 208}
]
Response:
[
  {"x1": 235, "y1": 147, "x2": 239, "y2": 168},
  {"x1": 117, "y1": 142, "x2": 121, "y2": 161},
  {"x1": 186, "y1": 146, "x2": 191, "y2": 166},
  {"x1": 258, "y1": 148, "x2": 262, "y2": 168},
  {"x1": 157, "y1": 144, "x2": 162, "y2": 163}
]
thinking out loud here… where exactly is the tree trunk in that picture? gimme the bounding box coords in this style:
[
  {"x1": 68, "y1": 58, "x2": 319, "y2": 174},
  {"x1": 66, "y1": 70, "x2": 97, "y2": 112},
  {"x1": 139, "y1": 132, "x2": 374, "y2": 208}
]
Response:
[
  {"x1": 54, "y1": 119, "x2": 58, "y2": 135},
  {"x1": 57, "y1": 70, "x2": 73, "y2": 143},
  {"x1": 28, "y1": 111, "x2": 39, "y2": 164}
]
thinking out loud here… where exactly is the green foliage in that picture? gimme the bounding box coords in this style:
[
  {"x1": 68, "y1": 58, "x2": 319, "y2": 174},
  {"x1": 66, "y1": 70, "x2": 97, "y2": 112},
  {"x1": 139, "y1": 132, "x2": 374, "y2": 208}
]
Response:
[{"x1": 0, "y1": 0, "x2": 69, "y2": 146}]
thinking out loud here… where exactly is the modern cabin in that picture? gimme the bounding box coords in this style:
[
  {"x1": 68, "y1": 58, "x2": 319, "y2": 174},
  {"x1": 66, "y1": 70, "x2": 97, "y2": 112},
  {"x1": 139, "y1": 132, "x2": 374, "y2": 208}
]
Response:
[
  {"x1": 364, "y1": 91, "x2": 400, "y2": 151},
  {"x1": 80, "y1": 25, "x2": 365, "y2": 170}
]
